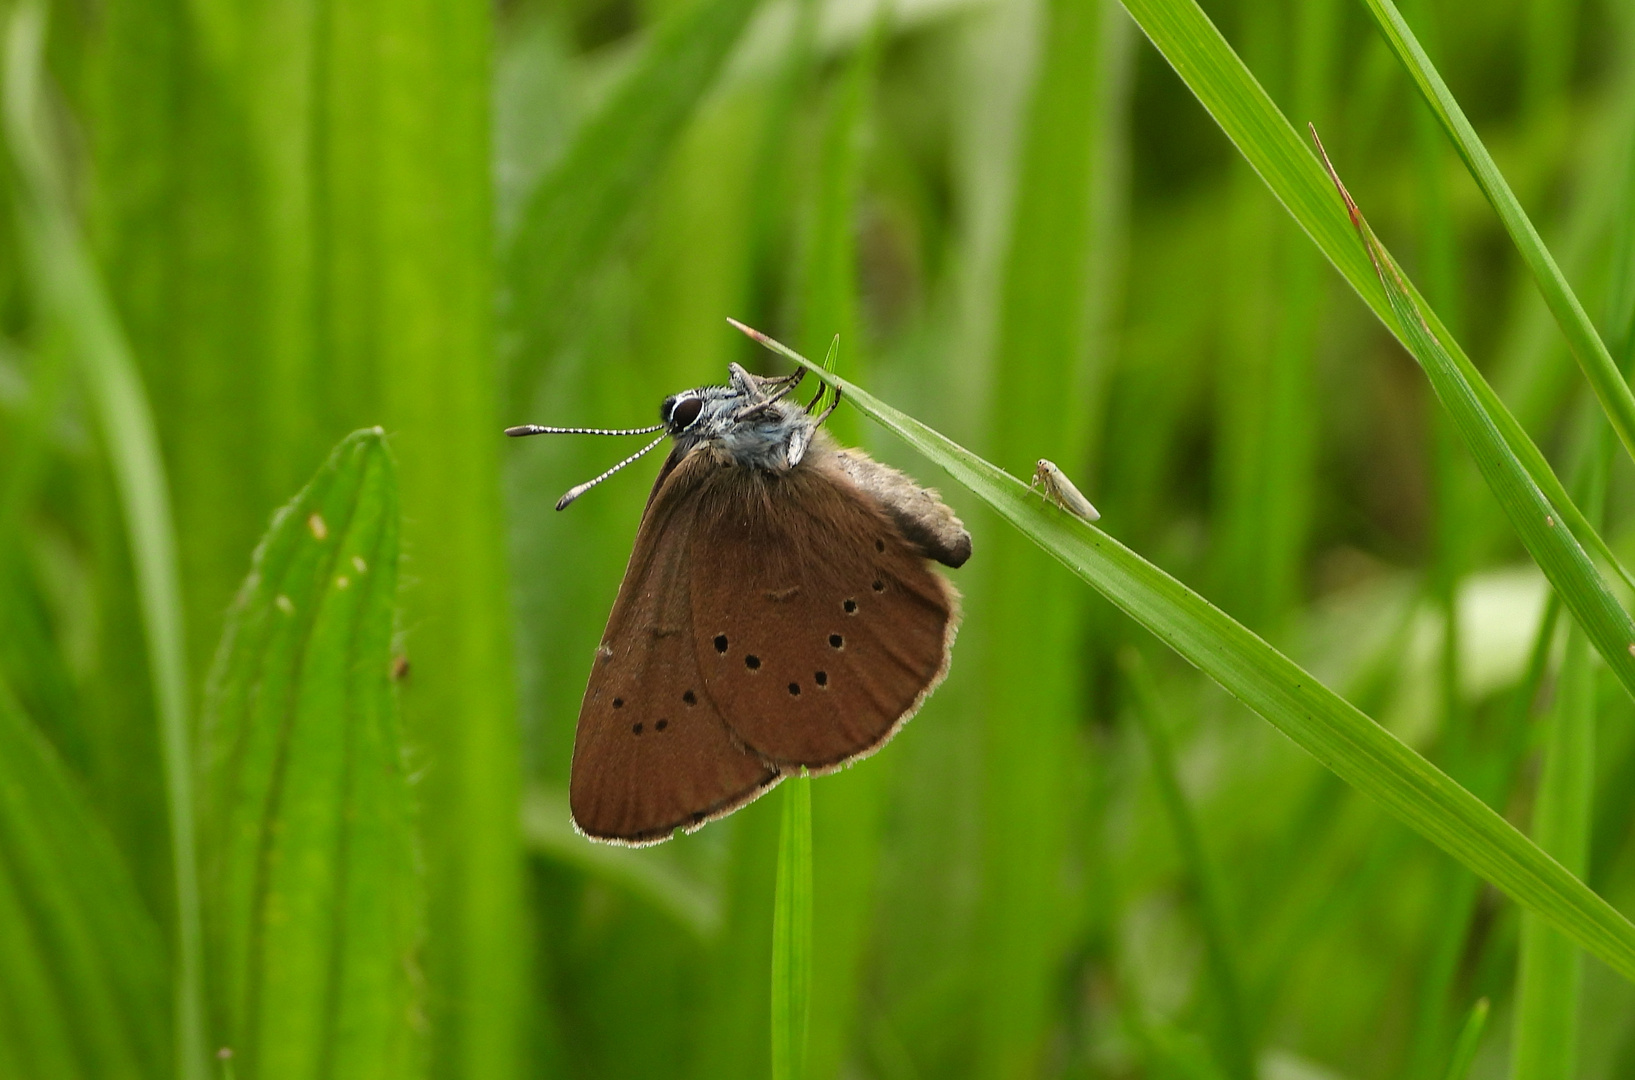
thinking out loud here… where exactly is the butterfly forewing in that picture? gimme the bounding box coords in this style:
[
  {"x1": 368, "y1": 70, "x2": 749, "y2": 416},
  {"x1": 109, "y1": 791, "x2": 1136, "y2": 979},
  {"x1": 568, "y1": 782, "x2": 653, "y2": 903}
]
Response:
[
  {"x1": 570, "y1": 452, "x2": 780, "y2": 844},
  {"x1": 688, "y1": 452, "x2": 958, "y2": 770}
]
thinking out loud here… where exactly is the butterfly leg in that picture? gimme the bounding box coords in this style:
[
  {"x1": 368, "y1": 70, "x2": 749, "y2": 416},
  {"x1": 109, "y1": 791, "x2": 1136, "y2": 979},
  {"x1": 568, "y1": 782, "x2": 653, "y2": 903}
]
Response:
[
  {"x1": 812, "y1": 385, "x2": 842, "y2": 428},
  {"x1": 804, "y1": 380, "x2": 828, "y2": 413},
  {"x1": 733, "y1": 367, "x2": 807, "y2": 422},
  {"x1": 757, "y1": 366, "x2": 806, "y2": 407}
]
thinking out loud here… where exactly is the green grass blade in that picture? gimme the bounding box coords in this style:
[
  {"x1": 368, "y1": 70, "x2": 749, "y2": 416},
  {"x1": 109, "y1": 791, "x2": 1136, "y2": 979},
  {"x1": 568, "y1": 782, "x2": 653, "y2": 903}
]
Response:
[
  {"x1": 0, "y1": 679, "x2": 169, "y2": 1080},
  {"x1": 1443, "y1": 998, "x2": 1488, "y2": 1080},
  {"x1": 1212, "y1": 0, "x2": 1331, "y2": 631},
  {"x1": 800, "y1": 22, "x2": 880, "y2": 412},
  {"x1": 1312, "y1": 142, "x2": 1635, "y2": 712},
  {"x1": 1510, "y1": 630, "x2": 1592, "y2": 1079},
  {"x1": 1114, "y1": 0, "x2": 1635, "y2": 600},
  {"x1": 1360, "y1": 0, "x2": 1635, "y2": 473},
  {"x1": 1414, "y1": 598, "x2": 1563, "y2": 1037},
  {"x1": 1399, "y1": 10, "x2": 1471, "y2": 1071},
  {"x1": 199, "y1": 429, "x2": 420, "y2": 1078},
  {"x1": 361, "y1": 3, "x2": 521, "y2": 1074},
  {"x1": 976, "y1": 0, "x2": 1116, "y2": 1070},
  {"x1": 503, "y1": 0, "x2": 763, "y2": 406},
  {"x1": 1406, "y1": 589, "x2": 1553, "y2": 1080},
  {"x1": 1121, "y1": 649, "x2": 1253, "y2": 1080},
  {"x1": 732, "y1": 322, "x2": 1635, "y2": 985},
  {"x1": 3, "y1": 9, "x2": 204, "y2": 1077},
  {"x1": 772, "y1": 774, "x2": 813, "y2": 1080},
  {"x1": 1111, "y1": 0, "x2": 1635, "y2": 694},
  {"x1": 800, "y1": 24, "x2": 887, "y2": 1080},
  {"x1": 1511, "y1": 444, "x2": 1603, "y2": 1080}
]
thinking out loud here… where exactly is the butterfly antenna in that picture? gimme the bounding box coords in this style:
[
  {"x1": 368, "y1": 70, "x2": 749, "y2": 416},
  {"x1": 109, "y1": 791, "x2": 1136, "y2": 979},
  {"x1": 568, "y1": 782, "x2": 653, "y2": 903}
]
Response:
[
  {"x1": 555, "y1": 434, "x2": 667, "y2": 511},
  {"x1": 506, "y1": 423, "x2": 664, "y2": 437}
]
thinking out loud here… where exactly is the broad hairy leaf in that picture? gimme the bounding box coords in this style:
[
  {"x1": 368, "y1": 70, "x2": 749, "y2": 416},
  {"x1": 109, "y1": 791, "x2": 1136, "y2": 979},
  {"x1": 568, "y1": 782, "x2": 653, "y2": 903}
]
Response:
[
  {"x1": 734, "y1": 323, "x2": 1635, "y2": 986},
  {"x1": 0, "y1": 681, "x2": 168, "y2": 1080},
  {"x1": 199, "y1": 429, "x2": 420, "y2": 1078}
]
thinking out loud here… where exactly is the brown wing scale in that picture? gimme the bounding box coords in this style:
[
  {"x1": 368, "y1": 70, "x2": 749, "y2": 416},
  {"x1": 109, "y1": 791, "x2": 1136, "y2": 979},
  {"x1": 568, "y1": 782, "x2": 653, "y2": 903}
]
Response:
[
  {"x1": 688, "y1": 446, "x2": 959, "y2": 770},
  {"x1": 569, "y1": 450, "x2": 781, "y2": 845}
]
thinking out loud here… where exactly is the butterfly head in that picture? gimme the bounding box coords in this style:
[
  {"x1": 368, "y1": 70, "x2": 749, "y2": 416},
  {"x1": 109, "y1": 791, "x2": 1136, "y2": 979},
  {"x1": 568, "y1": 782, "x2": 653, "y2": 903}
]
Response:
[
  {"x1": 660, "y1": 363, "x2": 820, "y2": 471},
  {"x1": 509, "y1": 361, "x2": 838, "y2": 510}
]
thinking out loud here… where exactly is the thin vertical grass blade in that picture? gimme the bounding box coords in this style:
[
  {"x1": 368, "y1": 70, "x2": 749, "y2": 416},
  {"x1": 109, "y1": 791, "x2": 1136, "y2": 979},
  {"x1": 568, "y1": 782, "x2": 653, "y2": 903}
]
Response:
[
  {"x1": 2, "y1": 9, "x2": 203, "y2": 1077},
  {"x1": 503, "y1": 0, "x2": 764, "y2": 406},
  {"x1": 733, "y1": 324, "x2": 1635, "y2": 986},
  {"x1": 365, "y1": 1, "x2": 521, "y2": 1071},
  {"x1": 1359, "y1": 0, "x2": 1635, "y2": 473},
  {"x1": 1114, "y1": 0, "x2": 1635, "y2": 603},
  {"x1": 1406, "y1": 586, "x2": 1553, "y2": 1080},
  {"x1": 1398, "y1": 8, "x2": 1475, "y2": 1072},
  {"x1": 0, "y1": 680, "x2": 169, "y2": 1080},
  {"x1": 801, "y1": 17, "x2": 882, "y2": 411},
  {"x1": 1121, "y1": 649, "x2": 1253, "y2": 1080},
  {"x1": 1212, "y1": 0, "x2": 1330, "y2": 631},
  {"x1": 800, "y1": 25, "x2": 887, "y2": 1080},
  {"x1": 199, "y1": 429, "x2": 420, "y2": 1078},
  {"x1": 772, "y1": 774, "x2": 814, "y2": 1080},
  {"x1": 1510, "y1": 632, "x2": 1592, "y2": 1078},
  {"x1": 1510, "y1": 443, "x2": 1602, "y2": 1080},
  {"x1": 1443, "y1": 999, "x2": 1489, "y2": 1080},
  {"x1": 976, "y1": 0, "x2": 1114, "y2": 1071}
]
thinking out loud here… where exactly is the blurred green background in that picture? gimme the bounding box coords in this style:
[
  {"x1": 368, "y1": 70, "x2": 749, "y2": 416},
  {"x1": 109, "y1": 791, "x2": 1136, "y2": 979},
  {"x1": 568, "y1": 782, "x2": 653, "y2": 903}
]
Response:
[{"x1": 4, "y1": 0, "x2": 1635, "y2": 1075}]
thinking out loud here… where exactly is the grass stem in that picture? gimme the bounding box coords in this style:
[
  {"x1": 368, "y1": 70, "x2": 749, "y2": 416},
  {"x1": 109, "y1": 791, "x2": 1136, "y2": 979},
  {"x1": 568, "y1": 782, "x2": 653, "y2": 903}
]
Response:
[
  {"x1": 772, "y1": 773, "x2": 813, "y2": 1080},
  {"x1": 1122, "y1": 647, "x2": 1255, "y2": 1080}
]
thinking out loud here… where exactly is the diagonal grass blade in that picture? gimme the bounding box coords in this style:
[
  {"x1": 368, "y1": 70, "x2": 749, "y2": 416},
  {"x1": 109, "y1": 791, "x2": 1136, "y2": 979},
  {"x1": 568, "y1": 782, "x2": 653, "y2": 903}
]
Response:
[
  {"x1": 1308, "y1": 131, "x2": 1635, "y2": 712},
  {"x1": 1107, "y1": 0, "x2": 1635, "y2": 695},
  {"x1": 1359, "y1": 0, "x2": 1635, "y2": 473},
  {"x1": 731, "y1": 320, "x2": 1635, "y2": 987}
]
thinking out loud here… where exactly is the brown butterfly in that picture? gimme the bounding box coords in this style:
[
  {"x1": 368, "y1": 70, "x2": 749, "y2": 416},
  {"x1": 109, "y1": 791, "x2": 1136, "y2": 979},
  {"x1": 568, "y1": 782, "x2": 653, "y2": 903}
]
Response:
[{"x1": 508, "y1": 343, "x2": 970, "y2": 845}]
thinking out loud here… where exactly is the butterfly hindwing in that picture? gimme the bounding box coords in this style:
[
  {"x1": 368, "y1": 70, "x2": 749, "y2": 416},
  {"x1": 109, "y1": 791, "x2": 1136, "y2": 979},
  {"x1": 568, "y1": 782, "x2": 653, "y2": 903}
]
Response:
[
  {"x1": 569, "y1": 450, "x2": 781, "y2": 845},
  {"x1": 688, "y1": 446, "x2": 959, "y2": 770}
]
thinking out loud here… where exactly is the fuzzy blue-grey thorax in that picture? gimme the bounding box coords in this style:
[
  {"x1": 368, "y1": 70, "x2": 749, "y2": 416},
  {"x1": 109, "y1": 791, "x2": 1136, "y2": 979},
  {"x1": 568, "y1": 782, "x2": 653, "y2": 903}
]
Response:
[{"x1": 660, "y1": 363, "x2": 817, "y2": 472}]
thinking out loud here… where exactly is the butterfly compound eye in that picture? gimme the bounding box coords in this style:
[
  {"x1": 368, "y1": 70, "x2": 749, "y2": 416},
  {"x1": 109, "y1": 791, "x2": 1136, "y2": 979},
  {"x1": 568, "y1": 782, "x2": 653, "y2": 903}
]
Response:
[{"x1": 671, "y1": 396, "x2": 704, "y2": 430}]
